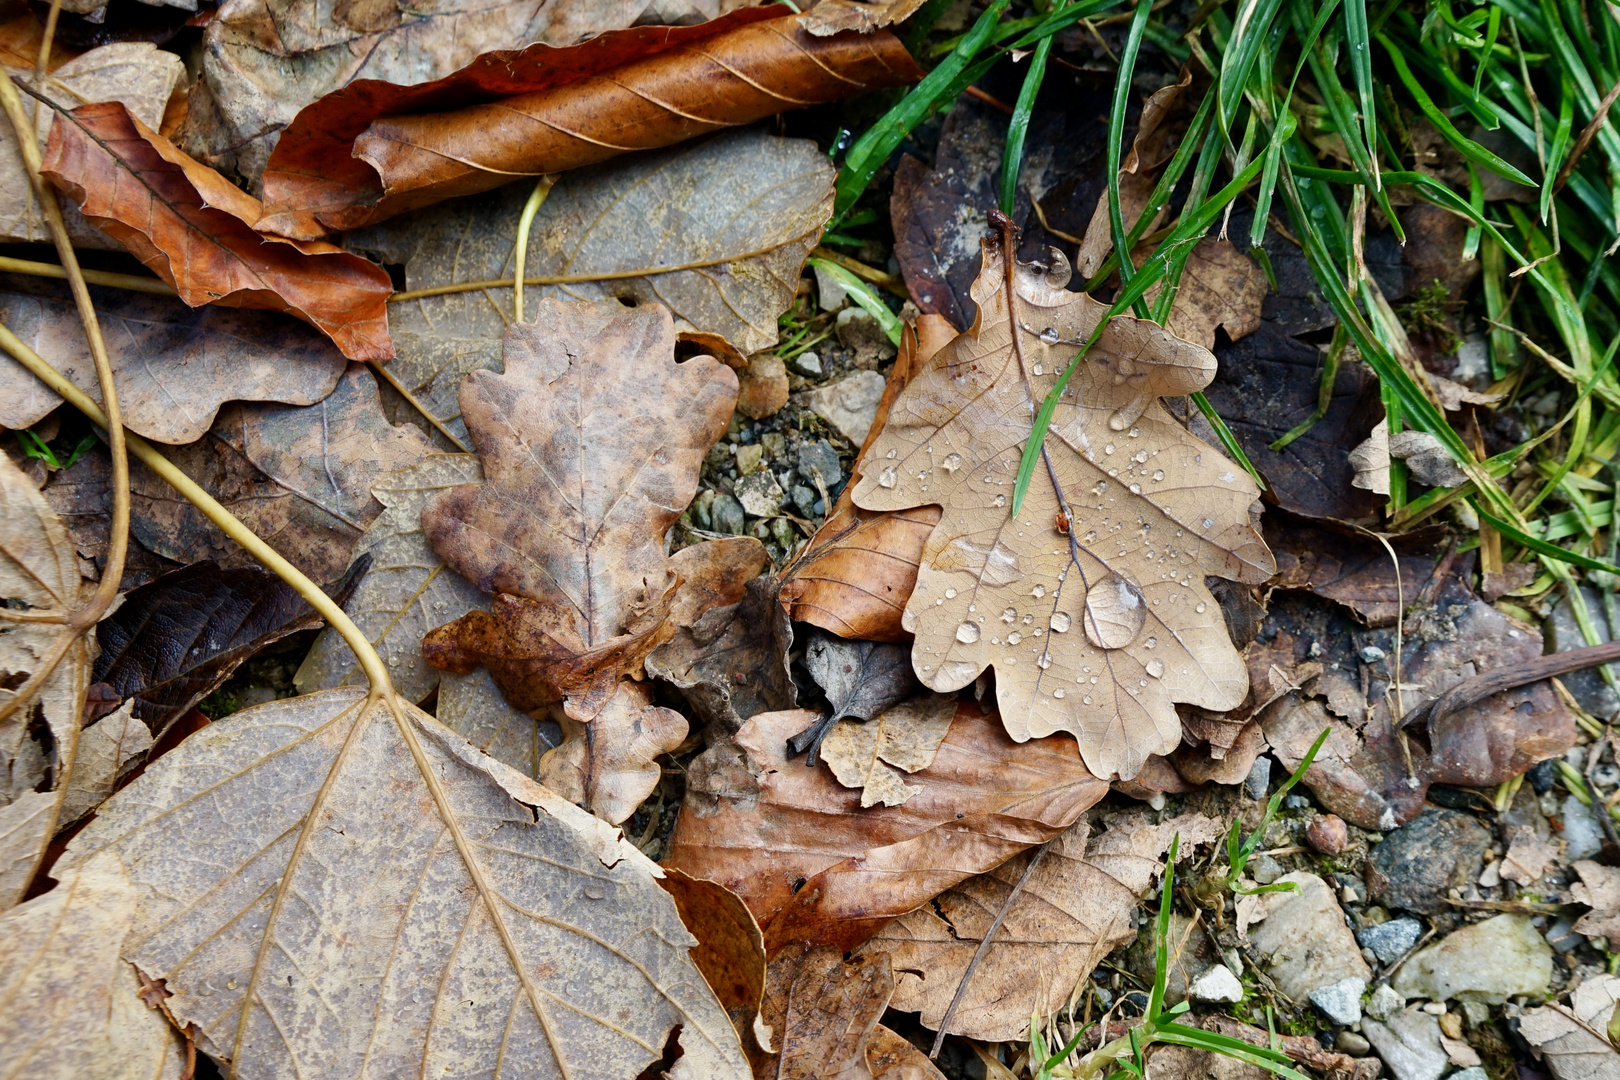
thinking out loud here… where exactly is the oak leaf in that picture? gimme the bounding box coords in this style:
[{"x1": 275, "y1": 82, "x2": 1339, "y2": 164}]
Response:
[
  {"x1": 851, "y1": 239, "x2": 1273, "y2": 780},
  {"x1": 259, "y1": 10, "x2": 919, "y2": 236},
  {"x1": 0, "y1": 284, "x2": 347, "y2": 444},
  {"x1": 820, "y1": 692, "x2": 956, "y2": 807},
  {"x1": 41, "y1": 101, "x2": 395, "y2": 361},
  {"x1": 662, "y1": 702, "x2": 1109, "y2": 953},
  {"x1": 421, "y1": 298, "x2": 739, "y2": 720},
  {"x1": 58, "y1": 688, "x2": 752, "y2": 1078},
  {"x1": 537, "y1": 680, "x2": 689, "y2": 825},
  {"x1": 0, "y1": 448, "x2": 87, "y2": 908},
  {"x1": 646, "y1": 574, "x2": 797, "y2": 734}
]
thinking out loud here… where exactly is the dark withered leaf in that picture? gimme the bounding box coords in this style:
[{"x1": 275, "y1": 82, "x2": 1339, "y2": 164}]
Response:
[{"x1": 789, "y1": 630, "x2": 918, "y2": 764}]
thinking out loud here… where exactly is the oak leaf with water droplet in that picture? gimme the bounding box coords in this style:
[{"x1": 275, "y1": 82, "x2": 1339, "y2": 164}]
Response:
[{"x1": 851, "y1": 239, "x2": 1273, "y2": 780}]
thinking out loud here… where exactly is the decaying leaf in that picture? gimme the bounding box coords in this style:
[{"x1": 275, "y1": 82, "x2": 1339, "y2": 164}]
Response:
[
  {"x1": 663, "y1": 703, "x2": 1109, "y2": 952},
  {"x1": 792, "y1": 630, "x2": 919, "y2": 761},
  {"x1": 802, "y1": 0, "x2": 927, "y2": 34},
  {"x1": 851, "y1": 237, "x2": 1272, "y2": 779},
  {"x1": 421, "y1": 299, "x2": 738, "y2": 720},
  {"x1": 820, "y1": 692, "x2": 956, "y2": 807},
  {"x1": 90, "y1": 557, "x2": 366, "y2": 731},
  {"x1": 865, "y1": 1026, "x2": 948, "y2": 1080},
  {"x1": 56, "y1": 701, "x2": 151, "y2": 828},
  {"x1": 0, "y1": 283, "x2": 348, "y2": 444},
  {"x1": 1265, "y1": 514, "x2": 1445, "y2": 626},
  {"x1": 658, "y1": 870, "x2": 770, "y2": 1061},
  {"x1": 295, "y1": 454, "x2": 486, "y2": 702},
  {"x1": 1520, "y1": 975, "x2": 1620, "y2": 1080},
  {"x1": 260, "y1": 11, "x2": 919, "y2": 235},
  {"x1": 0, "y1": 850, "x2": 186, "y2": 1076},
  {"x1": 2, "y1": 42, "x2": 183, "y2": 248},
  {"x1": 863, "y1": 811, "x2": 1220, "y2": 1042},
  {"x1": 42, "y1": 101, "x2": 395, "y2": 361},
  {"x1": 58, "y1": 688, "x2": 752, "y2": 1078},
  {"x1": 437, "y1": 667, "x2": 561, "y2": 778},
  {"x1": 1142, "y1": 238, "x2": 1267, "y2": 351},
  {"x1": 1573, "y1": 861, "x2": 1620, "y2": 941},
  {"x1": 538, "y1": 680, "x2": 689, "y2": 825},
  {"x1": 0, "y1": 449, "x2": 87, "y2": 908},
  {"x1": 128, "y1": 364, "x2": 435, "y2": 584},
  {"x1": 775, "y1": 946, "x2": 895, "y2": 1080}
]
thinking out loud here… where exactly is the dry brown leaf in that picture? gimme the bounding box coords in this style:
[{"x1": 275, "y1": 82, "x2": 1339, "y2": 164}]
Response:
[
  {"x1": 1520, "y1": 975, "x2": 1620, "y2": 1080},
  {"x1": 851, "y1": 237, "x2": 1272, "y2": 780},
  {"x1": 56, "y1": 701, "x2": 151, "y2": 829},
  {"x1": 538, "y1": 680, "x2": 689, "y2": 825},
  {"x1": 866, "y1": 1026, "x2": 948, "y2": 1080},
  {"x1": 779, "y1": 315, "x2": 954, "y2": 641},
  {"x1": 659, "y1": 870, "x2": 770, "y2": 1061},
  {"x1": 129, "y1": 364, "x2": 435, "y2": 584},
  {"x1": 2, "y1": 42, "x2": 183, "y2": 248},
  {"x1": 437, "y1": 667, "x2": 562, "y2": 777},
  {"x1": 1501, "y1": 825, "x2": 1556, "y2": 886},
  {"x1": 58, "y1": 688, "x2": 752, "y2": 1078},
  {"x1": 1143, "y1": 238, "x2": 1267, "y2": 351},
  {"x1": 0, "y1": 850, "x2": 186, "y2": 1077},
  {"x1": 0, "y1": 284, "x2": 347, "y2": 444},
  {"x1": 1573, "y1": 861, "x2": 1620, "y2": 941},
  {"x1": 0, "y1": 12, "x2": 78, "y2": 70},
  {"x1": 821, "y1": 692, "x2": 957, "y2": 807},
  {"x1": 421, "y1": 298, "x2": 738, "y2": 720},
  {"x1": 862, "y1": 810, "x2": 1220, "y2": 1041},
  {"x1": 802, "y1": 0, "x2": 928, "y2": 34},
  {"x1": 772, "y1": 945, "x2": 896, "y2": 1080},
  {"x1": 42, "y1": 101, "x2": 395, "y2": 361},
  {"x1": 0, "y1": 448, "x2": 86, "y2": 908},
  {"x1": 259, "y1": 11, "x2": 919, "y2": 235},
  {"x1": 662, "y1": 702, "x2": 1109, "y2": 953}
]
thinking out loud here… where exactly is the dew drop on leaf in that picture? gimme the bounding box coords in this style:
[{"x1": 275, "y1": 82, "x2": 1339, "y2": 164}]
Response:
[
  {"x1": 1145, "y1": 659, "x2": 1165, "y2": 679},
  {"x1": 1007, "y1": 631, "x2": 1022, "y2": 645},
  {"x1": 1082, "y1": 573, "x2": 1146, "y2": 650},
  {"x1": 956, "y1": 621, "x2": 981, "y2": 643},
  {"x1": 1050, "y1": 612, "x2": 1071, "y2": 633},
  {"x1": 878, "y1": 465, "x2": 898, "y2": 488}
]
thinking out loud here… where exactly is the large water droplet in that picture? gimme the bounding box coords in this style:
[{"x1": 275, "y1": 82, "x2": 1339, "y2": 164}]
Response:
[
  {"x1": 945, "y1": 587, "x2": 957, "y2": 599},
  {"x1": 956, "y1": 621, "x2": 981, "y2": 644},
  {"x1": 226, "y1": 979, "x2": 239, "y2": 991},
  {"x1": 1050, "y1": 612, "x2": 1071, "y2": 633},
  {"x1": 1195, "y1": 602, "x2": 1207, "y2": 614},
  {"x1": 1145, "y1": 658, "x2": 1165, "y2": 679},
  {"x1": 878, "y1": 465, "x2": 898, "y2": 488},
  {"x1": 584, "y1": 884, "x2": 607, "y2": 900},
  {"x1": 994, "y1": 494, "x2": 1007, "y2": 507},
  {"x1": 1144, "y1": 636, "x2": 1158, "y2": 649},
  {"x1": 886, "y1": 449, "x2": 898, "y2": 459},
  {"x1": 1001, "y1": 607, "x2": 1016, "y2": 623},
  {"x1": 1053, "y1": 687, "x2": 1065, "y2": 698},
  {"x1": 942, "y1": 453, "x2": 963, "y2": 473},
  {"x1": 1007, "y1": 631, "x2": 1022, "y2": 645},
  {"x1": 1104, "y1": 443, "x2": 1116, "y2": 455},
  {"x1": 1031, "y1": 584, "x2": 1046, "y2": 598},
  {"x1": 1083, "y1": 573, "x2": 1147, "y2": 649},
  {"x1": 1040, "y1": 327, "x2": 1060, "y2": 344},
  {"x1": 1134, "y1": 450, "x2": 1149, "y2": 464},
  {"x1": 1152, "y1": 470, "x2": 1165, "y2": 482}
]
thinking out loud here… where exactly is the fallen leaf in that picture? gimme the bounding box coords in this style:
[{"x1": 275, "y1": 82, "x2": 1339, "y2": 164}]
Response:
[
  {"x1": 42, "y1": 100, "x2": 395, "y2": 361},
  {"x1": 1389, "y1": 429, "x2": 1472, "y2": 488},
  {"x1": 865, "y1": 1026, "x2": 948, "y2": 1080},
  {"x1": 820, "y1": 692, "x2": 957, "y2": 807},
  {"x1": 128, "y1": 363, "x2": 435, "y2": 584},
  {"x1": 259, "y1": 11, "x2": 920, "y2": 235},
  {"x1": 659, "y1": 870, "x2": 770, "y2": 1063},
  {"x1": 1520, "y1": 974, "x2": 1620, "y2": 1080},
  {"x1": 421, "y1": 299, "x2": 737, "y2": 719},
  {"x1": 1264, "y1": 513, "x2": 1445, "y2": 626},
  {"x1": 187, "y1": 0, "x2": 763, "y2": 190},
  {"x1": 1500, "y1": 825, "x2": 1556, "y2": 886},
  {"x1": 851, "y1": 236, "x2": 1272, "y2": 780},
  {"x1": 802, "y1": 0, "x2": 927, "y2": 34},
  {"x1": 1573, "y1": 861, "x2": 1620, "y2": 941},
  {"x1": 0, "y1": 850, "x2": 186, "y2": 1076},
  {"x1": 295, "y1": 454, "x2": 486, "y2": 702},
  {"x1": 791, "y1": 630, "x2": 919, "y2": 761},
  {"x1": 37, "y1": 449, "x2": 180, "y2": 591},
  {"x1": 0, "y1": 12, "x2": 77, "y2": 70},
  {"x1": 0, "y1": 448, "x2": 87, "y2": 908},
  {"x1": 775, "y1": 947, "x2": 895, "y2": 1080},
  {"x1": 862, "y1": 810, "x2": 1220, "y2": 1041},
  {"x1": 663, "y1": 702, "x2": 1109, "y2": 953},
  {"x1": 538, "y1": 680, "x2": 689, "y2": 825},
  {"x1": 0, "y1": 283, "x2": 347, "y2": 444},
  {"x1": 1142, "y1": 238, "x2": 1267, "y2": 351},
  {"x1": 90, "y1": 556, "x2": 366, "y2": 732},
  {"x1": 2, "y1": 42, "x2": 183, "y2": 248},
  {"x1": 1170, "y1": 719, "x2": 1266, "y2": 786},
  {"x1": 58, "y1": 688, "x2": 752, "y2": 1078},
  {"x1": 55, "y1": 701, "x2": 151, "y2": 828},
  {"x1": 1348, "y1": 416, "x2": 1392, "y2": 495},
  {"x1": 435, "y1": 668, "x2": 561, "y2": 778},
  {"x1": 647, "y1": 574, "x2": 797, "y2": 734}
]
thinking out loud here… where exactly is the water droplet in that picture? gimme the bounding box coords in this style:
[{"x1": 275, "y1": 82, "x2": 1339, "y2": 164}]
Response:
[
  {"x1": 1129, "y1": 484, "x2": 1141, "y2": 494},
  {"x1": 412, "y1": 990, "x2": 425, "y2": 1004},
  {"x1": 956, "y1": 622, "x2": 981, "y2": 644},
  {"x1": 1145, "y1": 636, "x2": 1158, "y2": 649},
  {"x1": 885, "y1": 449, "x2": 898, "y2": 459},
  {"x1": 1202, "y1": 518, "x2": 1213, "y2": 529},
  {"x1": 1082, "y1": 695, "x2": 1093, "y2": 705},
  {"x1": 942, "y1": 453, "x2": 963, "y2": 473},
  {"x1": 1050, "y1": 612, "x2": 1071, "y2": 633},
  {"x1": 1083, "y1": 573, "x2": 1147, "y2": 650},
  {"x1": 226, "y1": 979, "x2": 238, "y2": 991},
  {"x1": 1134, "y1": 450, "x2": 1149, "y2": 464},
  {"x1": 1053, "y1": 687, "x2": 1065, "y2": 698},
  {"x1": 1031, "y1": 584, "x2": 1046, "y2": 598},
  {"x1": 994, "y1": 494, "x2": 1007, "y2": 507},
  {"x1": 1152, "y1": 470, "x2": 1164, "y2": 482},
  {"x1": 878, "y1": 465, "x2": 898, "y2": 488},
  {"x1": 1104, "y1": 443, "x2": 1116, "y2": 455},
  {"x1": 584, "y1": 884, "x2": 607, "y2": 900},
  {"x1": 1195, "y1": 602, "x2": 1207, "y2": 614},
  {"x1": 945, "y1": 587, "x2": 957, "y2": 599},
  {"x1": 1129, "y1": 427, "x2": 1141, "y2": 438},
  {"x1": 1001, "y1": 607, "x2": 1017, "y2": 623},
  {"x1": 1037, "y1": 653, "x2": 1051, "y2": 669},
  {"x1": 1145, "y1": 659, "x2": 1165, "y2": 679},
  {"x1": 1007, "y1": 631, "x2": 1022, "y2": 645},
  {"x1": 199, "y1": 982, "x2": 216, "y2": 998},
  {"x1": 1040, "y1": 327, "x2": 1060, "y2": 344}
]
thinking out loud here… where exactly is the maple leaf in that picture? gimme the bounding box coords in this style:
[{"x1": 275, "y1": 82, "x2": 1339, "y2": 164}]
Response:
[
  {"x1": 851, "y1": 237, "x2": 1274, "y2": 780},
  {"x1": 421, "y1": 297, "x2": 739, "y2": 720}
]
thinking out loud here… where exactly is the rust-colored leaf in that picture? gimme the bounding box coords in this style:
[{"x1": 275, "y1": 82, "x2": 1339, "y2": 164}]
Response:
[
  {"x1": 421, "y1": 298, "x2": 739, "y2": 720},
  {"x1": 258, "y1": 9, "x2": 921, "y2": 237},
  {"x1": 852, "y1": 237, "x2": 1273, "y2": 780},
  {"x1": 662, "y1": 702, "x2": 1108, "y2": 953},
  {"x1": 41, "y1": 100, "x2": 395, "y2": 361},
  {"x1": 658, "y1": 870, "x2": 770, "y2": 1062}
]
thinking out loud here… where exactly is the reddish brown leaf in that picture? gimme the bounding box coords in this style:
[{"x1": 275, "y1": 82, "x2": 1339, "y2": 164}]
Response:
[
  {"x1": 658, "y1": 871, "x2": 769, "y2": 1064},
  {"x1": 257, "y1": 9, "x2": 921, "y2": 237},
  {"x1": 40, "y1": 101, "x2": 394, "y2": 361},
  {"x1": 662, "y1": 702, "x2": 1108, "y2": 954}
]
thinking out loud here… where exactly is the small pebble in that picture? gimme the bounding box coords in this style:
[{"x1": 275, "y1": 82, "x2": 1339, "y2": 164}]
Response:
[
  {"x1": 1336, "y1": 1030, "x2": 1372, "y2": 1056},
  {"x1": 1244, "y1": 755, "x2": 1273, "y2": 799},
  {"x1": 1284, "y1": 793, "x2": 1312, "y2": 810},
  {"x1": 1309, "y1": 976, "x2": 1366, "y2": 1025},
  {"x1": 1422, "y1": 1001, "x2": 1447, "y2": 1015},
  {"x1": 1450, "y1": 1070, "x2": 1488, "y2": 1080},
  {"x1": 1358, "y1": 917, "x2": 1423, "y2": 964},
  {"x1": 1365, "y1": 984, "x2": 1405, "y2": 1021},
  {"x1": 1439, "y1": 1012, "x2": 1463, "y2": 1039},
  {"x1": 1250, "y1": 854, "x2": 1284, "y2": 885},
  {"x1": 1189, "y1": 964, "x2": 1244, "y2": 1003},
  {"x1": 709, "y1": 493, "x2": 746, "y2": 535},
  {"x1": 1307, "y1": 814, "x2": 1349, "y2": 855},
  {"x1": 1360, "y1": 645, "x2": 1387, "y2": 663}
]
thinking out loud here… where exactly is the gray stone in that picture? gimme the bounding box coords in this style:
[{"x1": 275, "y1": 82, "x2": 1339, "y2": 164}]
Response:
[
  {"x1": 790, "y1": 484, "x2": 818, "y2": 517},
  {"x1": 1362, "y1": 1011, "x2": 1449, "y2": 1080},
  {"x1": 813, "y1": 264, "x2": 849, "y2": 311},
  {"x1": 1366, "y1": 809, "x2": 1490, "y2": 914},
  {"x1": 803, "y1": 370, "x2": 887, "y2": 445},
  {"x1": 1546, "y1": 917, "x2": 1583, "y2": 953},
  {"x1": 1563, "y1": 794, "x2": 1605, "y2": 861},
  {"x1": 1366, "y1": 984, "x2": 1405, "y2": 1021},
  {"x1": 735, "y1": 472, "x2": 784, "y2": 517},
  {"x1": 789, "y1": 350, "x2": 822, "y2": 376},
  {"x1": 1248, "y1": 872, "x2": 1372, "y2": 1002},
  {"x1": 1358, "y1": 917, "x2": 1424, "y2": 964},
  {"x1": 797, "y1": 439, "x2": 843, "y2": 489},
  {"x1": 770, "y1": 517, "x2": 797, "y2": 549},
  {"x1": 1250, "y1": 854, "x2": 1284, "y2": 885},
  {"x1": 689, "y1": 489, "x2": 715, "y2": 530},
  {"x1": 1188, "y1": 964, "x2": 1244, "y2": 1003},
  {"x1": 1244, "y1": 755, "x2": 1272, "y2": 798},
  {"x1": 1546, "y1": 586, "x2": 1619, "y2": 717},
  {"x1": 1336, "y1": 1030, "x2": 1372, "y2": 1056},
  {"x1": 710, "y1": 493, "x2": 745, "y2": 535},
  {"x1": 1392, "y1": 914, "x2": 1553, "y2": 1004},
  {"x1": 1449, "y1": 1070, "x2": 1487, "y2": 1080},
  {"x1": 1310, "y1": 976, "x2": 1366, "y2": 1025}
]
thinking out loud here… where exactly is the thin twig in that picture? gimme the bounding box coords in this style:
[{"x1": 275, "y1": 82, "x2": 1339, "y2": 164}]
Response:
[
  {"x1": 1553, "y1": 75, "x2": 1620, "y2": 198},
  {"x1": 930, "y1": 837, "x2": 1058, "y2": 1058},
  {"x1": 1405, "y1": 639, "x2": 1620, "y2": 733}
]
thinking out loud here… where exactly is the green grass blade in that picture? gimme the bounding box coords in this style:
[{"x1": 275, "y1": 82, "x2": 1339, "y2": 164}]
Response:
[
  {"x1": 1107, "y1": 0, "x2": 1158, "y2": 318},
  {"x1": 1476, "y1": 504, "x2": 1620, "y2": 574},
  {"x1": 1147, "y1": 834, "x2": 1180, "y2": 1022},
  {"x1": 1343, "y1": 0, "x2": 1380, "y2": 189},
  {"x1": 1000, "y1": 32, "x2": 1057, "y2": 215},
  {"x1": 1191, "y1": 392, "x2": 1267, "y2": 490},
  {"x1": 1542, "y1": 72, "x2": 1576, "y2": 222},
  {"x1": 1220, "y1": 0, "x2": 1288, "y2": 135},
  {"x1": 805, "y1": 259, "x2": 902, "y2": 344}
]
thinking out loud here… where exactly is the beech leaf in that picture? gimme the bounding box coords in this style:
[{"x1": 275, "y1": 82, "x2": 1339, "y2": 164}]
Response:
[
  {"x1": 41, "y1": 101, "x2": 396, "y2": 361},
  {"x1": 420, "y1": 298, "x2": 738, "y2": 720},
  {"x1": 58, "y1": 689, "x2": 752, "y2": 1078},
  {"x1": 851, "y1": 238, "x2": 1273, "y2": 780}
]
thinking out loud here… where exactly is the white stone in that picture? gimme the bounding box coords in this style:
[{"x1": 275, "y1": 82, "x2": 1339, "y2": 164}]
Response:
[
  {"x1": 1247, "y1": 872, "x2": 1372, "y2": 1002},
  {"x1": 1363, "y1": 1011, "x2": 1449, "y2": 1080},
  {"x1": 1563, "y1": 794, "x2": 1605, "y2": 861},
  {"x1": 734, "y1": 471, "x2": 784, "y2": 518},
  {"x1": 813, "y1": 263, "x2": 849, "y2": 311},
  {"x1": 1366, "y1": 983, "x2": 1406, "y2": 1021},
  {"x1": 803, "y1": 370, "x2": 888, "y2": 446},
  {"x1": 1189, "y1": 964, "x2": 1244, "y2": 1003},
  {"x1": 1392, "y1": 914, "x2": 1553, "y2": 1005},
  {"x1": 1309, "y1": 976, "x2": 1366, "y2": 1026}
]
